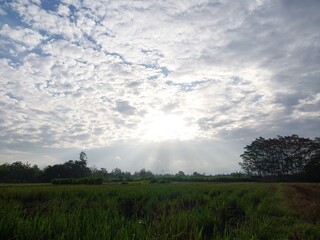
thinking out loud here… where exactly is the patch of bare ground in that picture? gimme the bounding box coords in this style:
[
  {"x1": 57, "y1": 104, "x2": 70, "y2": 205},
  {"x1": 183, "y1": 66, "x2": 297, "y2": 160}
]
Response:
[{"x1": 284, "y1": 183, "x2": 320, "y2": 223}]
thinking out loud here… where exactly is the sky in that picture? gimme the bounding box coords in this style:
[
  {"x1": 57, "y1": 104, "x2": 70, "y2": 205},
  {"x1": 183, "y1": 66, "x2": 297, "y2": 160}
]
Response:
[{"x1": 0, "y1": 0, "x2": 319, "y2": 174}]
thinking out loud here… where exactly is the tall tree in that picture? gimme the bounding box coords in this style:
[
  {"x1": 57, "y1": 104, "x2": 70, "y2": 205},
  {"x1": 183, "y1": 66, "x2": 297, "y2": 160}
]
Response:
[
  {"x1": 239, "y1": 135, "x2": 320, "y2": 177},
  {"x1": 79, "y1": 151, "x2": 87, "y2": 165},
  {"x1": 42, "y1": 152, "x2": 91, "y2": 181}
]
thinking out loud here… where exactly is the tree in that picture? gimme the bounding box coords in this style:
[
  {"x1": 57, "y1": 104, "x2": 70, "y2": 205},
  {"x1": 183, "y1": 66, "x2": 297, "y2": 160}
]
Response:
[
  {"x1": 192, "y1": 172, "x2": 202, "y2": 177},
  {"x1": 176, "y1": 171, "x2": 185, "y2": 177},
  {"x1": 231, "y1": 171, "x2": 244, "y2": 177},
  {"x1": 91, "y1": 167, "x2": 108, "y2": 179},
  {"x1": 111, "y1": 168, "x2": 123, "y2": 178},
  {"x1": 137, "y1": 168, "x2": 153, "y2": 178},
  {"x1": 303, "y1": 155, "x2": 320, "y2": 182},
  {"x1": 79, "y1": 151, "x2": 87, "y2": 165},
  {"x1": 239, "y1": 135, "x2": 320, "y2": 177},
  {"x1": 0, "y1": 162, "x2": 41, "y2": 183},
  {"x1": 0, "y1": 163, "x2": 10, "y2": 182},
  {"x1": 42, "y1": 152, "x2": 91, "y2": 181}
]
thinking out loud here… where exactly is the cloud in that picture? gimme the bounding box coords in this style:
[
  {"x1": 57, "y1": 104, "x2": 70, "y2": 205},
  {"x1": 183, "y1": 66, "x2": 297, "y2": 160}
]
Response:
[
  {"x1": 0, "y1": 0, "x2": 319, "y2": 173},
  {"x1": 0, "y1": 8, "x2": 6, "y2": 16},
  {"x1": 0, "y1": 24, "x2": 44, "y2": 49},
  {"x1": 42, "y1": 40, "x2": 84, "y2": 59},
  {"x1": 115, "y1": 101, "x2": 137, "y2": 115}
]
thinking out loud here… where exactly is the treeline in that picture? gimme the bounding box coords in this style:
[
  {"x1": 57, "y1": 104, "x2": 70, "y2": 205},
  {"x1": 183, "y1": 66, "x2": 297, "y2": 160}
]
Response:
[
  {"x1": 239, "y1": 135, "x2": 320, "y2": 182},
  {"x1": 0, "y1": 151, "x2": 250, "y2": 183},
  {"x1": 1, "y1": 135, "x2": 319, "y2": 184},
  {"x1": 0, "y1": 161, "x2": 42, "y2": 183},
  {"x1": 0, "y1": 159, "x2": 248, "y2": 183}
]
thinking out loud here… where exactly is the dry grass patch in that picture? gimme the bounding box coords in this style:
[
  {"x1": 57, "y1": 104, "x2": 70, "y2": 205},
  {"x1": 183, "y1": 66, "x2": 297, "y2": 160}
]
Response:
[{"x1": 284, "y1": 183, "x2": 320, "y2": 223}]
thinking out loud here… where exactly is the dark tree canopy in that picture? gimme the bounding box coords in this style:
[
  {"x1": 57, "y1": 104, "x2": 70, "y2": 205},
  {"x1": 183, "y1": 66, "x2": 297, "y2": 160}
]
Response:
[
  {"x1": 41, "y1": 151, "x2": 91, "y2": 182},
  {"x1": 239, "y1": 135, "x2": 320, "y2": 179},
  {"x1": 303, "y1": 155, "x2": 320, "y2": 182},
  {"x1": 0, "y1": 161, "x2": 41, "y2": 183}
]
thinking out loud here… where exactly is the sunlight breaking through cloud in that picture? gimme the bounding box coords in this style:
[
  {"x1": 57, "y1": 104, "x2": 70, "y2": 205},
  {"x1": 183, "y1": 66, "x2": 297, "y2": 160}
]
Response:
[{"x1": 0, "y1": 0, "x2": 319, "y2": 173}]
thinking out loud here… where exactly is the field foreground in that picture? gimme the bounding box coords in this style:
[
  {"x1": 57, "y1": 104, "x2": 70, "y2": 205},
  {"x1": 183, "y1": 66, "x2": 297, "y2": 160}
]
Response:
[{"x1": 1, "y1": 182, "x2": 320, "y2": 240}]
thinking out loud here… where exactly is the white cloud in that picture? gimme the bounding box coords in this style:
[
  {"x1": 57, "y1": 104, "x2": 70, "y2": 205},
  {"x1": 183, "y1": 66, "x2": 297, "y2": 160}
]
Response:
[
  {"x1": 42, "y1": 40, "x2": 84, "y2": 59},
  {"x1": 0, "y1": 0, "x2": 319, "y2": 172},
  {"x1": 0, "y1": 24, "x2": 44, "y2": 49},
  {"x1": 57, "y1": 4, "x2": 70, "y2": 17}
]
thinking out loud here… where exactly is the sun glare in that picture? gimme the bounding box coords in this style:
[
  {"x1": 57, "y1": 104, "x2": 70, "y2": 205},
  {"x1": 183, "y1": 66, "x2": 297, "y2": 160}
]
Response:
[{"x1": 140, "y1": 114, "x2": 196, "y2": 142}]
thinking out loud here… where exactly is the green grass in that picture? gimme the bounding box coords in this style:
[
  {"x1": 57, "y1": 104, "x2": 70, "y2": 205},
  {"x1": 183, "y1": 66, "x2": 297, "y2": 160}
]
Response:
[{"x1": 1, "y1": 183, "x2": 319, "y2": 239}]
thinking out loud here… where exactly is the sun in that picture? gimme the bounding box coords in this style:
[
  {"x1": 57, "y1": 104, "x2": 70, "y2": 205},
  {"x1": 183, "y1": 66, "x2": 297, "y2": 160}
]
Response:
[{"x1": 139, "y1": 113, "x2": 196, "y2": 142}]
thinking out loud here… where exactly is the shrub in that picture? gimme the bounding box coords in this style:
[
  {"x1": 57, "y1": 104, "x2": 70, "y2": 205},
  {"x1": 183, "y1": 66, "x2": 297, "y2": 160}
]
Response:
[
  {"x1": 51, "y1": 177, "x2": 103, "y2": 185},
  {"x1": 149, "y1": 178, "x2": 171, "y2": 184}
]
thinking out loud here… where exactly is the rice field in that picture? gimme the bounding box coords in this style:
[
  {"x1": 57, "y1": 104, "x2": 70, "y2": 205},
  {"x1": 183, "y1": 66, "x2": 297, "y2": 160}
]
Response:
[{"x1": 1, "y1": 182, "x2": 320, "y2": 240}]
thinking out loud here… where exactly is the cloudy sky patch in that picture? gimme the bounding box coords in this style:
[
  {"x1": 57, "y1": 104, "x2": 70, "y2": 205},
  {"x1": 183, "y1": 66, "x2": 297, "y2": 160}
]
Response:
[{"x1": 0, "y1": 0, "x2": 319, "y2": 174}]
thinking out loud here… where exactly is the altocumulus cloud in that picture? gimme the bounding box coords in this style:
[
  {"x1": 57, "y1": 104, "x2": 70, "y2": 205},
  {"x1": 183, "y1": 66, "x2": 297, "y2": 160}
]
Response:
[{"x1": 0, "y1": 0, "x2": 319, "y2": 174}]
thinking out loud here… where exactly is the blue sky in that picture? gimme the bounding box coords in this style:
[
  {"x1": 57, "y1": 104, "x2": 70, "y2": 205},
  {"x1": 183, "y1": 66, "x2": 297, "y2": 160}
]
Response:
[{"x1": 0, "y1": 0, "x2": 319, "y2": 174}]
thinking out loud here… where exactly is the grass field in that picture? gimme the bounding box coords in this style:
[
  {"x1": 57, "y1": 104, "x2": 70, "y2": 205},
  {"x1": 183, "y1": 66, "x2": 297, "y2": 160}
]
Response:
[{"x1": 1, "y1": 182, "x2": 320, "y2": 240}]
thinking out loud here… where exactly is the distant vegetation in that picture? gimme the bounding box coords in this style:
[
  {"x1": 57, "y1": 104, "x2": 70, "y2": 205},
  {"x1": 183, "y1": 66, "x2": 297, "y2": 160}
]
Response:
[
  {"x1": 0, "y1": 135, "x2": 319, "y2": 183},
  {"x1": 0, "y1": 151, "x2": 252, "y2": 184},
  {"x1": 51, "y1": 177, "x2": 103, "y2": 185}
]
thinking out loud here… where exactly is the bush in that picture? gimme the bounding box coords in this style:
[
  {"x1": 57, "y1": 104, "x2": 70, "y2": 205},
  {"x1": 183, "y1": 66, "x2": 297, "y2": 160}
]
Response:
[
  {"x1": 149, "y1": 178, "x2": 171, "y2": 184},
  {"x1": 51, "y1": 177, "x2": 103, "y2": 185}
]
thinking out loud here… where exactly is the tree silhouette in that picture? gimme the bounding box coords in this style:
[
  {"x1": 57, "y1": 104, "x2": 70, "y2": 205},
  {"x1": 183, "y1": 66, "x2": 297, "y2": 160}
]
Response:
[
  {"x1": 303, "y1": 155, "x2": 320, "y2": 182},
  {"x1": 42, "y1": 152, "x2": 90, "y2": 181},
  {"x1": 239, "y1": 135, "x2": 320, "y2": 178},
  {"x1": 0, "y1": 161, "x2": 41, "y2": 183},
  {"x1": 79, "y1": 151, "x2": 87, "y2": 164}
]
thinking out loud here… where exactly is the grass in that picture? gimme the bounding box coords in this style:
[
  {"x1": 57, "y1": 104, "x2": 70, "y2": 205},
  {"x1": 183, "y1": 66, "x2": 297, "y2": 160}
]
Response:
[{"x1": 0, "y1": 182, "x2": 319, "y2": 239}]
